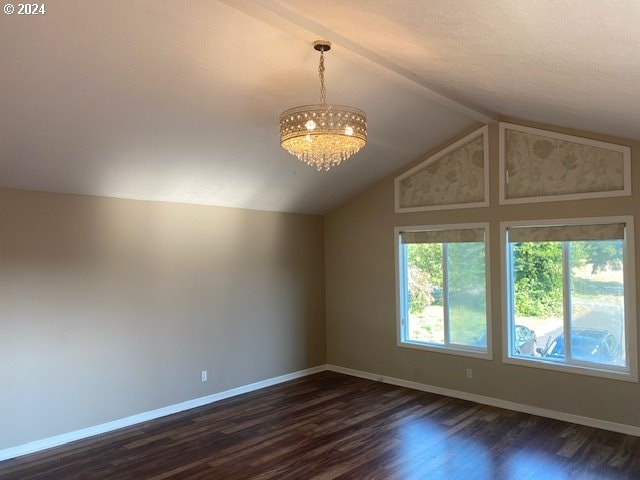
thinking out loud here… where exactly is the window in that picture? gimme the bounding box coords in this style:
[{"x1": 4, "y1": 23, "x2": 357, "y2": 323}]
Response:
[
  {"x1": 498, "y1": 123, "x2": 631, "y2": 205},
  {"x1": 396, "y1": 224, "x2": 490, "y2": 358},
  {"x1": 503, "y1": 217, "x2": 637, "y2": 380}
]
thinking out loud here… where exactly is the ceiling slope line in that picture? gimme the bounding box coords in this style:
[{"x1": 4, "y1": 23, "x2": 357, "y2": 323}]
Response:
[{"x1": 220, "y1": 0, "x2": 498, "y2": 124}]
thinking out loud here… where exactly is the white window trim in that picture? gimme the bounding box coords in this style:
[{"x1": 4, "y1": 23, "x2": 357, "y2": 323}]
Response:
[
  {"x1": 394, "y1": 126, "x2": 490, "y2": 213},
  {"x1": 395, "y1": 222, "x2": 492, "y2": 360},
  {"x1": 498, "y1": 122, "x2": 632, "y2": 205},
  {"x1": 500, "y1": 216, "x2": 638, "y2": 382}
]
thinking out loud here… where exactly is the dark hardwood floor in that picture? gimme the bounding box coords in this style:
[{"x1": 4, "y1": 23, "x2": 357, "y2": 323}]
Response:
[{"x1": 2, "y1": 371, "x2": 639, "y2": 479}]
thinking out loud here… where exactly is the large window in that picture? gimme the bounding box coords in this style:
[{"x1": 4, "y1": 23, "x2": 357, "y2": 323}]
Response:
[
  {"x1": 396, "y1": 224, "x2": 490, "y2": 358},
  {"x1": 503, "y1": 217, "x2": 637, "y2": 380}
]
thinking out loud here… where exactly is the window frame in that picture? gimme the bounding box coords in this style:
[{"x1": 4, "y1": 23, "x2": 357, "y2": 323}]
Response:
[
  {"x1": 500, "y1": 216, "x2": 638, "y2": 382},
  {"x1": 498, "y1": 122, "x2": 632, "y2": 205},
  {"x1": 395, "y1": 222, "x2": 492, "y2": 360},
  {"x1": 394, "y1": 126, "x2": 490, "y2": 213}
]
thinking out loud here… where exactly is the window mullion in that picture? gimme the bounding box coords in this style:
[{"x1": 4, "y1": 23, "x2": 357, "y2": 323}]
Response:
[
  {"x1": 401, "y1": 243, "x2": 408, "y2": 339},
  {"x1": 443, "y1": 243, "x2": 450, "y2": 346},
  {"x1": 562, "y1": 242, "x2": 572, "y2": 363},
  {"x1": 507, "y1": 240, "x2": 515, "y2": 356}
]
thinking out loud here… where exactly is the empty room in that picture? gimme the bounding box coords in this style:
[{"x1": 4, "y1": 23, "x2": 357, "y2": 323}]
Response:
[{"x1": 2, "y1": 1, "x2": 640, "y2": 479}]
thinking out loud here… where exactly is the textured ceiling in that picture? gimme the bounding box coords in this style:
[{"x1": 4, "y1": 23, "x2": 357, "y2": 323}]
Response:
[
  {"x1": 2, "y1": 0, "x2": 637, "y2": 214},
  {"x1": 272, "y1": 0, "x2": 640, "y2": 141}
]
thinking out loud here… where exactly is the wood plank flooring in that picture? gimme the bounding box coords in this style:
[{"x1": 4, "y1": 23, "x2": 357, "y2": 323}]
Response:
[{"x1": 1, "y1": 371, "x2": 639, "y2": 479}]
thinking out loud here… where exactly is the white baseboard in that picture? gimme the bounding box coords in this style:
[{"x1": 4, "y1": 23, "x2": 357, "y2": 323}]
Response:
[
  {"x1": 0, "y1": 365, "x2": 328, "y2": 462},
  {"x1": 4, "y1": 362, "x2": 637, "y2": 463},
  {"x1": 327, "y1": 364, "x2": 640, "y2": 437}
]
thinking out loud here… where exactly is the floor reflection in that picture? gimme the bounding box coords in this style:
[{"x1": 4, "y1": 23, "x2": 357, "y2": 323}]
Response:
[
  {"x1": 384, "y1": 404, "x2": 630, "y2": 480},
  {"x1": 392, "y1": 414, "x2": 495, "y2": 479}
]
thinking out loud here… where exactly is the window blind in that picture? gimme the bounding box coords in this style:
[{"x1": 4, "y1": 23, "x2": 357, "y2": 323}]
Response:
[
  {"x1": 400, "y1": 228, "x2": 485, "y2": 244},
  {"x1": 507, "y1": 223, "x2": 625, "y2": 243}
]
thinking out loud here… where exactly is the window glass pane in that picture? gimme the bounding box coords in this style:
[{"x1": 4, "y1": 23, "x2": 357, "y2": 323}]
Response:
[
  {"x1": 406, "y1": 243, "x2": 444, "y2": 344},
  {"x1": 569, "y1": 240, "x2": 625, "y2": 367},
  {"x1": 448, "y1": 242, "x2": 487, "y2": 347},
  {"x1": 511, "y1": 241, "x2": 564, "y2": 358}
]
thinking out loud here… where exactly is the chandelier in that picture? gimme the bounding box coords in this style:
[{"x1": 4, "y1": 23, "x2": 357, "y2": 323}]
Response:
[{"x1": 280, "y1": 41, "x2": 367, "y2": 171}]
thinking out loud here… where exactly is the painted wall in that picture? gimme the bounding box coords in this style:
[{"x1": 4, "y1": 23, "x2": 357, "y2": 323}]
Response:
[
  {"x1": 325, "y1": 120, "x2": 640, "y2": 428},
  {"x1": 0, "y1": 189, "x2": 325, "y2": 450}
]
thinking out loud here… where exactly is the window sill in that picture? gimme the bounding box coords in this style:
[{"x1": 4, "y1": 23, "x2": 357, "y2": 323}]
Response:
[
  {"x1": 398, "y1": 340, "x2": 492, "y2": 360},
  {"x1": 503, "y1": 355, "x2": 638, "y2": 382}
]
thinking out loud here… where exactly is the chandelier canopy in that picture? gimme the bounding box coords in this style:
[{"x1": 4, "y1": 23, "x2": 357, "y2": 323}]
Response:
[{"x1": 280, "y1": 41, "x2": 367, "y2": 171}]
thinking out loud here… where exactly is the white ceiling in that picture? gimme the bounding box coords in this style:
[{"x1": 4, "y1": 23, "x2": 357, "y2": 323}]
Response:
[
  {"x1": 1, "y1": 1, "x2": 637, "y2": 214},
  {"x1": 270, "y1": 0, "x2": 640, "y2": 140}
]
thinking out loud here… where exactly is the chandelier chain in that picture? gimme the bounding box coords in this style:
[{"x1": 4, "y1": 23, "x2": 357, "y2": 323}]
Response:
[{"x1": 319, "y1": 50, "x2": 326, "y2": 104}]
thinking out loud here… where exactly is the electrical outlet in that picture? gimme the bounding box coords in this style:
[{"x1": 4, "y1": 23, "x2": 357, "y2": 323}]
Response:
[
  {"x1": 201, "y1": 370, "x2": 208, "y2": 382},
  {"x1": 466, "y1": 368, "x2": 473, "y2": 379}
]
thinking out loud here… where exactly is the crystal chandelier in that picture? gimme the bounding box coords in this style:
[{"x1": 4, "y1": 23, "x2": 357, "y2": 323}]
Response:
[{"x1": 280, "y1": 41, "x2": 367, "y2": 171}]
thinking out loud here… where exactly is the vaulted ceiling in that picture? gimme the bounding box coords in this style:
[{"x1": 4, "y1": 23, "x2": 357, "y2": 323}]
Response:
[{"x1": 1, "y1": 1, "x2": 638, "y2": 214}]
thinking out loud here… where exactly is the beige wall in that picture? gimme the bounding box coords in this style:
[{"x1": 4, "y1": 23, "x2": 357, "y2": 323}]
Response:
[
  {"x1": 325, "y1": 120, "x2": 640, "y2": 427},
  {"x1": 0, "y1": 189, "x2": 325, "y2": 450}
]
